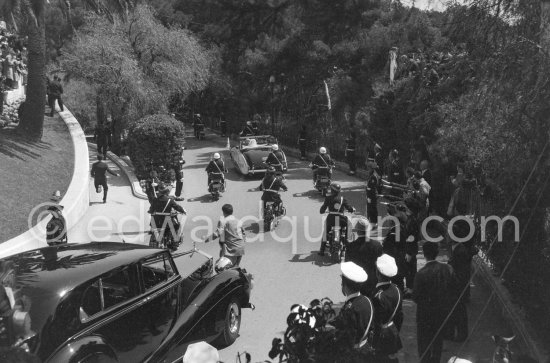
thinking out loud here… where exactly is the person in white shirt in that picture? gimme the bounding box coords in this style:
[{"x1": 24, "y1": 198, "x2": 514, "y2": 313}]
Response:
[{"x1": 203, "y1": 204, "x2": 245, "y2": 267}]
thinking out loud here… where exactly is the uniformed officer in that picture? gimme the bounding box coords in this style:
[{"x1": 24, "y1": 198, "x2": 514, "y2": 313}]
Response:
[
  {"x1": 298, "y1": 125, "x2": 307, "y2": 160},
  {"x1": 345, "y1": 133, "x2": 357, "y2": 175},
  {"x1": 388, "y1": 149, "x2": 405, "y2": 186},
  {"x1": 192, "y1": 114, "x2": 203, "y2": 138},
  {"x1": 259, "y1": 166, "x2": 288, "y2": 212},
  {"x1": 366, "y1": 159, "x2": 379, "y2": 226},
  {"x1": 173, "y1": 159, "x2": 185, "y2": 202},
  {"x1": 150, "y1": 185, "x2": 187, "y2": 244},
  {"x1": 312, "y1": 147, "x2": 335, "y2": 184},
  {"x1": 327, "y1": 262, "x2": 374, "y2": 358},
  {"x1": 265, "y1": 144, "x2": 285, "y2": 174},
  {"x1": 371, "y1": 254, "x2": 403, "y2": 362},
  {"x1": 205, "y1": 153, "x2": 227, "y2": 188},
  {"x1": 240, "y1": 121, "x2": 254, "y2": 137},
  {"x1": 319, "y1": 183, "x2": 355, "y2": 256}
]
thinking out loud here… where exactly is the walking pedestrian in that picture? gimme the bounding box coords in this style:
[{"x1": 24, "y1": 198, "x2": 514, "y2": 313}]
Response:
[
  {"x1": 90, "y1": 154, "x2": 119, "y2": 203},
  {"x1": 219, "y1": 114, "x2": 227, "y2": 137},
  {"x1": 298, "y1": 125, "x2": 307, "y2": 160},
  {"x1": 48, "y1": 75, "x2": 64, "y2": 116},
  {"x1": 413, "y1": 241, "x2": 456, "y2": 363},
  {"x1": 345, "y1": 133, "x2": 357, "y2": 175},
  {"x1": 203, "y1": 204, "x2": 245, "y2": 268},
  {"x1": 94, "y1": 121, "x2": 112, "y2": 159},
  {"x1": 371, "y1": 254, "x2": 403, "y2": 362}
]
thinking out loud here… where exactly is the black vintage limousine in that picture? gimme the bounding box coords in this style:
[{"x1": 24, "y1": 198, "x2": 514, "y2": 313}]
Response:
[{"x1": 0, "y1": 242, "x2": 254, "y2": 362}]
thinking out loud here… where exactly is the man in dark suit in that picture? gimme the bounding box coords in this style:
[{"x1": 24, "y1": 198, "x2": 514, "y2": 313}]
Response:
[
  {"x1": 447, "y1": 220, "x2": 472, "y2": 342},
  {"x1": 413, "y1": 241, "x2": 455, "y2": 363},
  {"x1": 94, "y1": 122, "x2": 112, "y2": 159},
  {"x1": 48, "y1": 75, "x2": 64, "y2": 117},
  {"x1": 346, "y1": 217, "x2": 383, "y2": 296},
  {"x1": 91, "y1": 154, "x2": 119, "y2": 203}
]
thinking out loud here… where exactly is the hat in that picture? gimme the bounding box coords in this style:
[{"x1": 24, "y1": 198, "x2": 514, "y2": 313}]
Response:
[
  {"x1": 266, "y1": 166, "x2": 276, "y2": 174},
  {"x1": 272, "y1": 144, "x2": 279, "y2": 151},
  {"x1": 341, "y1": 262, "x2": 368, "y2": 283},
  {"x1": 374, "y1": 143, "x2": 382, "y2": 151},
  {"x1": 50, "y1": 190, "x2": 62, "y2": 202},
  {"x1": 366, "y1": 158, "x2": 378, "y2": 169},
  {"x1": 319, "y1": 147, "x2": 327, "y2": 154},
  {"x1": 330, "y1": 183, "x2": 341, "y2": 193},
  {"x1": 376, "y1": 254, "x2": 398, "y2": 277},
  {"x1": 447, "y1": 358, "x2": 473, "y2": 363},
  {"x1": 213, "y1": 153, "x2": 221, "y2": 160},
  {"x1": 182, "y1": 341, "x2": 219, "y2": 363}
]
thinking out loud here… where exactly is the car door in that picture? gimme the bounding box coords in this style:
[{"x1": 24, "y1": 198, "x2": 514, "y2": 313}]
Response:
[{"x1": 75, "y1": 259, "x2": 178, "y2": 362}]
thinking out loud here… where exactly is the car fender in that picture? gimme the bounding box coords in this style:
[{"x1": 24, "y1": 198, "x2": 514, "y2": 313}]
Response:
[
  {"x1": 47, "y1": 335, "x2": 118, "y2": 363},
  {"x1": 230, "y1": 148, "x2": 250, "y2": 175}
]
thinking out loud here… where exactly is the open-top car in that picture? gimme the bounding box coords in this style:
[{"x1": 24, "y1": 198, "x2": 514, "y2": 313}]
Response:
[
  {"x1": 230, "y1": 135, "x2": 288, "y2": 175},
  {"x1": 0, "y1": 242, "x2": 253, "y2": 363}
]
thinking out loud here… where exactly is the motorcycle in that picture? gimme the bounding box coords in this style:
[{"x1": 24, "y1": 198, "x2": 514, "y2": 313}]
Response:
[
  {"x1": 149, "y1": 211, "x2": 184, "y2": 250},
  {"x1": 208, "y1": 172, "x2": 226, "y2": 201},
  {"x1": 323, "y1": 212, "x2": 352, "y2": 263},
  {"x1": 264, "y1": 198, "x2": 286, "y2": 232},
  {"x1": 314, "y1": 166, "x2": 332, "y2": 196}
]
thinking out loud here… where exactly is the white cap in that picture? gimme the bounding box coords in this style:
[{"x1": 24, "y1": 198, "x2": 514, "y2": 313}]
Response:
[
  {"x1": 247, "y1": 121, "x2": 252, "y2": 125},
  {"x1": 341, "y1": 262, "x2": 368, "y2": 283},
  {"x1": 376, "y1": 254, "x2": 398, "y2": 278},
  {"x1": 183, "y1": 341, "x2": 219, "y2": 363},
  {"x1": 319, "y1": 147, "x2": 327, "y2": 154},
  {"x1": 213, "y1": 153, "x2": 221, "y2": 160},
  {"x1": 272, "y1": 144, "x2": 279, "y2": 151},
  {"x1": 447, "y1": 358, "x2": 473, "y2": 363},
  {"x1": 50, "y1": 190, "x2": 62, "y2": 202}
]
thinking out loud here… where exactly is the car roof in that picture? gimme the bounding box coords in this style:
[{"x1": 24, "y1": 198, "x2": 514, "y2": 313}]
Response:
[{"x1": 2, "y1": 242, "x2": 163, "y2": 292}]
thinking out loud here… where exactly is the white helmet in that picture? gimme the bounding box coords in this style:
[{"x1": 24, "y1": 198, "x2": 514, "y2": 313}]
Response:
[
  {"x1": 213, "y1": 153, "x2": 221, "y2": 160},
  {"x1": 319, "y1": 147, "x2": 327, "y2": 154},
  {"x1": 272, "y1": 144, "x2": 279, "y2": 151}
]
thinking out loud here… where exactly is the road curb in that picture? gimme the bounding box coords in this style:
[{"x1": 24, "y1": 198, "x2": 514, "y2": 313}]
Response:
[
  {"x1": 0, "y1": 106, "x2": 89, "y2": 258},
  {"x1": 87, "y1": 143, "x2": 149, "y2": 200}
]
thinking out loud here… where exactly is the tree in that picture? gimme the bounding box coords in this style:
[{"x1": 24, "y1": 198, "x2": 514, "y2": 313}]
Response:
[{"x1": 126, "y1": 114, "x2": 185, "y2": 181}]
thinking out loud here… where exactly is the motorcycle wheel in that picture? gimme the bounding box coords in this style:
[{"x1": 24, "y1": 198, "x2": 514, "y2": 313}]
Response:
[
  {"x1": 331, "y1": 244, "x2": 341, "y2": 263},
  {"x1": 322, "y1": 188, "x2": 327, "y2": 197}
]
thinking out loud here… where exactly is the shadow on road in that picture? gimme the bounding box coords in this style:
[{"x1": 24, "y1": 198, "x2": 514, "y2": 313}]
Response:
[
  {"x1": 186, "y1": 194, "x2": 216, "y2": 204},
  {"x1": 289, "y1": 251, "x2": 339, "y2": 267}
]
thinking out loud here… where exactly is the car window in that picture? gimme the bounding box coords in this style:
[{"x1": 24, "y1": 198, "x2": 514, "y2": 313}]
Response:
[
  {"x1": 101, "y1": 267, "x2": 136, "y2": 309},
  {"x1": 141, "y1": 253, "x2": 176, "y2": 290},
  {"x1": 81, "y1": 282, "x2": 102, "y2": 317}
]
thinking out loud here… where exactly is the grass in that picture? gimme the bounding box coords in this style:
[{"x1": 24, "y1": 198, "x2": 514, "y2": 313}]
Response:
[{"x1": 0, "y1": 115, "x2": 74, "y2": 242}]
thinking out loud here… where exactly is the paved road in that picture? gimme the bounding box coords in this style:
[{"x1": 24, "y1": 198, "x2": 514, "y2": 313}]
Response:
[{"x1": 71, "y1": 131, "x2": 524, "y2": 363}]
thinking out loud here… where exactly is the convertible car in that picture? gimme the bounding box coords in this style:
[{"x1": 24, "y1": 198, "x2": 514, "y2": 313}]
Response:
[
  {"x1": 0, "y1": 242, "x2": 253, "y2": 363},
  {"x1": 230, "y1": 135, "x2": 288, "y2": 175}
]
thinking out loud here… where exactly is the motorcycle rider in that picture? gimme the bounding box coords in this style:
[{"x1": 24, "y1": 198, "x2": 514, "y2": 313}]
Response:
[
  {"x1": 205, "y1": 153, "x2": 227, "y2": 189},
  {"x1": 46, "y1": 191, "x2": 67, "y2": 245},
  {"x1": 319, "y1": 183, "x2": 355, "y2": 256},
  {"x1": 265, "y1": 144, "x2": 285, "y2": 175},
  {"x1": 312, "y1": 146, "x2": 335, "y2": 184},
  {"x1": 240, "y1": 121, "x2": 255, "y2": 137},
  {"x1": 259, "y1": 166, "x2": 288, "y2": 214},
  {"x1": 150, "y1": 185, "x2": 186, "y2": 245},
  {"x1": 192, "y1": 114, "x2": 204, "y2": 138}
]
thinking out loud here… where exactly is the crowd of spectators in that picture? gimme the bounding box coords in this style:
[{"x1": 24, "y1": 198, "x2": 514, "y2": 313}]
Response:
[{"x1": 0, "y1": 22, "x2": 27, "y2": 116}]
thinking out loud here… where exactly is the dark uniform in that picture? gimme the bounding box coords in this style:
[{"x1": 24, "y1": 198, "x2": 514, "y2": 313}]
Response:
[
  {"x1": 447, "y1": 242, "x2": 470, "y2": 342},
  {"x1": 298, "y1": 127, "x2": 307, "y2": 159},
  {"x1": 150, "y1": 194, "x2": 186, "y2": 236},
  {"x1": 94, "y1": 124, "x2": 112, "y2": 158},
  {"x1": 91, "y1": 160, "x2": 117, "y2": 202},
  {"x1": 382, "y1": 224, "x2": 408, "y2": 291},
  {"x1": 46, "y1": 206, "x2": 67, "y2": 245},
  {"x1": 259, "y1": 174, "x2": 288, "y2": 210},
  {"x1": 366, "y1": 173, "x2": 379, "y2": 224},
  {"x1": 265, "y1": 150, "x2": 285, "y2": 173},
  {"x1": 144, "y1": 176, "x2": 160, "y2": 205},
  {"x1": 320, "y1": 194, "x2": 354, "y2": 254},
  {"x1": 329, "y1": 293, "x2": 374, "y2": 355},
  {"x1": 174, "y1": 161, "x2": 185, "y2": 198},
  {"x1": 193, "y1": 119, "x2": 204, "y2": 138},
  {"x1": 346, "y1": 237, "x2": 383, "y2": 296},
  {"x1": 205, "y1": 159, "x2": 227, "y2": 187},
  {"x1": 219, "y1": 117, "x2": 227, "y2": 136},
  {"x1": 345, "y1": 136, "x2": 357, "y2": 174},
  {"x1": 375, "y1": 150, "x2": 385, "y2": 177},
  {"x1": 371, "y1": 282, "x2": 403, "y2": 362},
  {"x1": 251, "y1": 120, "x2": 260, "y2": 135},
  {"x1": 312, "y1": 153, "x2": 335, "y2": 183},
  {"x1": 388, "y1": 159, "x2": 405, "y2": 185},
  {"x1": 403, "y1": 212, "x2": 420, "y2": 291}
]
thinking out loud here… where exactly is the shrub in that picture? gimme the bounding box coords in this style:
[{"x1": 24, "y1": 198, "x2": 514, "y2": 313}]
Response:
[{"x1": 127, "y1": 114, "x2": 185, "y2": 182}]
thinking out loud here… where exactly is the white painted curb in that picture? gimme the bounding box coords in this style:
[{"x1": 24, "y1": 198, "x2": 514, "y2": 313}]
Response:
[{"x1": 0, "y1": 105, "x2": 89, "y2": 258}]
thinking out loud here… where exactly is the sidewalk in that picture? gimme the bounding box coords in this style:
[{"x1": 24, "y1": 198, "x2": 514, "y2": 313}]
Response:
[{"x1": 68, "y1": 145, "x2": 150, "y2": 244}]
